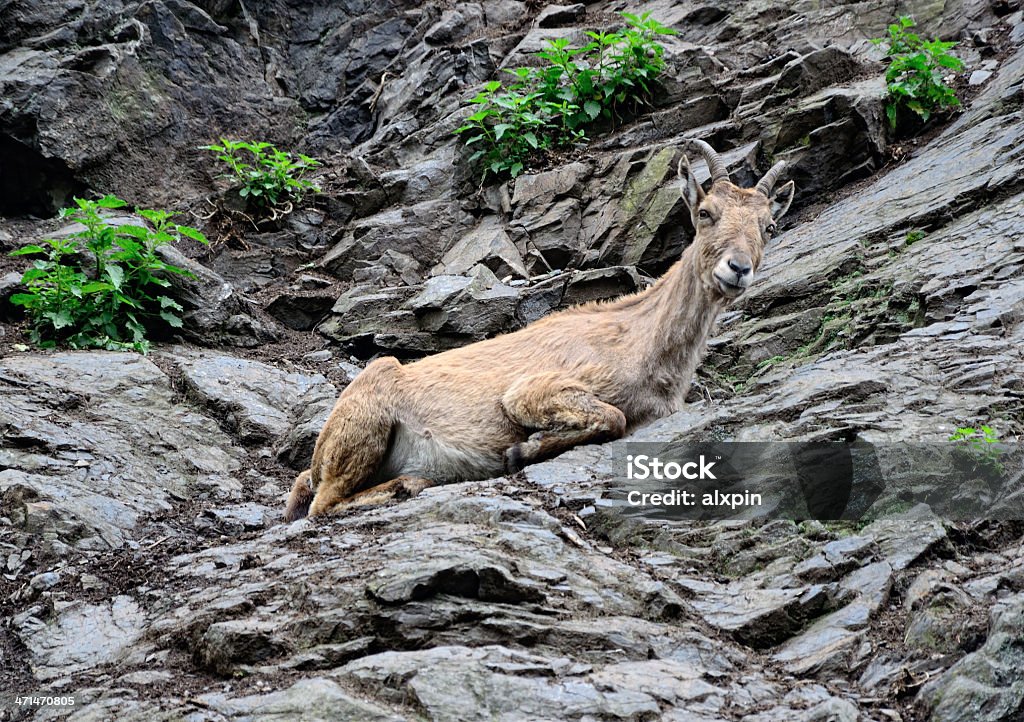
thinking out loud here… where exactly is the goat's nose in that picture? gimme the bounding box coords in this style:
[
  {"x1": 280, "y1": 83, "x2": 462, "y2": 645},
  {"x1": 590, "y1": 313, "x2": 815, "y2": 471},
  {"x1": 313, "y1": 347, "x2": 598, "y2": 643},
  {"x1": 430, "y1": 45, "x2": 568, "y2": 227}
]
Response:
[{"x1": 728, "y1": 257, "x2": 752, "y2": 276}]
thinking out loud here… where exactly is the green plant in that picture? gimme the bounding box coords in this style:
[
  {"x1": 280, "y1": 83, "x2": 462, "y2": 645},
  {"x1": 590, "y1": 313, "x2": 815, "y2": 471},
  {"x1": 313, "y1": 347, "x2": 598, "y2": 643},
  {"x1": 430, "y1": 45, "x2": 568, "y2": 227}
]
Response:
[
  {"x1": 949, "y1": 425, "x2": 999, "y2": 444},
  {"x1": 8, "y1": 195, "x2": 207, "y2": 353},
  {"x1": 455, "y1": 81, "x2": 555, "y2": 179},
  {"x1": 870, "y1": 16, "x2": 964, "y2": 128},
  {"x1": 904, "y1": 229, "x2": 927, "y2": 245},
  {"x1": 202, "y1": 139, "x2": 321, "y2": 207},
  {"x1": 755, "y1": 355, "x2": 788, "y2": 373},
  {"x1": 949, "y1": 425, "x2": 1003, "y2": 474},
  {"x1": 455, "y1": 12, "x2": 676, "y2": 181}
]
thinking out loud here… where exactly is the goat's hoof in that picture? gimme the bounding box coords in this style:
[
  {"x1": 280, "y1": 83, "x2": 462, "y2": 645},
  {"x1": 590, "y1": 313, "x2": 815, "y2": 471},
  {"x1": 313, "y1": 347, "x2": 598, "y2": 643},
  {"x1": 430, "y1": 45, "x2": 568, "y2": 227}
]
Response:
[
  {"x1": 395, "y1": 477, "x2": 432, "y2": 499},
  {"x1": 504, "y1": 445, "x2": 526, "y2": 474}
]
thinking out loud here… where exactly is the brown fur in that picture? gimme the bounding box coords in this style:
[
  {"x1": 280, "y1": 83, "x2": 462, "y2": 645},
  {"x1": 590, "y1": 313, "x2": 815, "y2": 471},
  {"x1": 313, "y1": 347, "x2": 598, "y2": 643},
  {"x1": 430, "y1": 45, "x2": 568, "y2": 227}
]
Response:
[{"x1": 284, "y1": 144, "x2": 795, "y2": 521}]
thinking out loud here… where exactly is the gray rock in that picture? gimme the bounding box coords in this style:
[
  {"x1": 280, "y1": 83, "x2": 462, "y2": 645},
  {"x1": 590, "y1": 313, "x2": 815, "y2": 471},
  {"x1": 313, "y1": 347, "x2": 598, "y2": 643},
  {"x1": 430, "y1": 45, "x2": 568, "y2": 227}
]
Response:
[
  {"x1": 195, "y1": 619, "x2": 288, "y2": 675},
  {"x1": 969, "y1": 69, "x2": 993, "y2": 85},
  {"x1": 802, "y1": 697, "x2": 861, "y2": 722},
  {"x1": 276, "y1": 391, "x2": 337, "y2": 471},
  {"x1": 511, "y1": 162, "x2": 588, "y2": 207},
  {"x1": 158, "y1": 246, "x2": 279, "y2": 347},
  {"x1": 196, "y1": 678, "x2": 404, "y2": 721},
  {"x1": 0, "y1": 352, "x2": 241, "y2": 551},
  {"x1": 0, "y1": 270, "x2": 22, "y2": 309},
  {"x1": 432, "y1": 217, "x2": 528, "y2": 280},
  {"x1": 166, "y1": 349, "x2": 336, "y2": 444},
  {"x1": 774, "y1": 46, "x2": 863, "y2": 98},
  {"x1": 205, "y1": 502, "x2": 272, "y2": 532},
  {"x1": 535, "y1": 4, "x2": 586, "y2": 28},
  {"x1": 320, "y1": 201, "x2": 473, "y2": 280},
  {"x1": 904, "y1": 582, "x2": 983, "y2": 655},
  {"x1": 919, "y1": 593, "x2": 1024, "y2": 721},
  {"x1": 19, "y1": 596, "x2": 146, "y2": 680},
  {"x1": 337, "y1": 645, "x2": 661, "y2": 720},
  {"x1": 264, "y1": 292, "x2": 337, "y2": 331}
]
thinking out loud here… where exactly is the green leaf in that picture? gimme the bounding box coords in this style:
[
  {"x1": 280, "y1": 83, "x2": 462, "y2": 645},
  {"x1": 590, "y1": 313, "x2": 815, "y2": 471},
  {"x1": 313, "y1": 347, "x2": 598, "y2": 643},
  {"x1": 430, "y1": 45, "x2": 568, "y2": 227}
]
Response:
[
  {"x1": 19, "y1": 268, "x2": 47, "y2": 283},
  {"x1": 583, "y1": 100, "x2": 601, "y2": 119},
  {"x1": 10, "y1": 244, "x2": 47, "y2": 256},
  {"x1": 8, "y1": 293, "x2": 36, "y2": 307},
  {"x1": 80, "y1": 281, "x2": 114, "y2": 293},
  {"x1": 886, "y1": 103, "x2": 897, "y2": 128},
  {"x1": 176, "y1": 226, "x2": 208, "y2": 244},
  {"x1": 106, "y1": 264, "x2": 125, "y2": 289},
  {"x1": 523, "y1": 132, "x2": 539, "y2": 149},
  {"x1": 159, "y1": 310, "x2": 184, "y2": 328},
  {"x1": 96, "y1": 195, "x2": 128, "y2": 209},
  {"x1": 47, "y1": 309, "x2": 74, "y2": 329},
  {"x1": 158, "y1": 295, "x2": 183, "y2": 310},
  {"x1": 510, "y1": 162, "x2": 524, "y2": 177},
  {"x1": 117, "y1": 224, "x2": 150, "y2": 239}
]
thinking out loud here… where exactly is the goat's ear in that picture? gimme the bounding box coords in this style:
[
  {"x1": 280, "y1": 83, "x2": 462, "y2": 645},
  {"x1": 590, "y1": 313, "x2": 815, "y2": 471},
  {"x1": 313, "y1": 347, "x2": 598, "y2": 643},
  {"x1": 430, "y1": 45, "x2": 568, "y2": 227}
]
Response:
[
  {"x1": 770, "y1": 180, "x2": 795, "y2": 220},
  {"x1": 677, "y1": 156, "x2": 704, "y2": 212}
]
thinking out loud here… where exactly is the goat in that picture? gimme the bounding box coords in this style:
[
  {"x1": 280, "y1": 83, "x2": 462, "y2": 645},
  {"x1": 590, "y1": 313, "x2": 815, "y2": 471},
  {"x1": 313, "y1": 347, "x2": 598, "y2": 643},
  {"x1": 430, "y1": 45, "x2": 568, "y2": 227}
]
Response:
[{"x1": 285, "y1": 140, "x2": 795, "y2": 520}]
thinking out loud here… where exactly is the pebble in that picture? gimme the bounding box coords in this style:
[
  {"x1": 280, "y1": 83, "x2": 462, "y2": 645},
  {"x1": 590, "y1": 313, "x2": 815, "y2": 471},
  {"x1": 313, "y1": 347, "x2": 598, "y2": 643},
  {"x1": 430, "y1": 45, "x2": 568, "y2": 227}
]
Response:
[{"x1": 969, "y1": 69, "x2": 993, "y2": 86}]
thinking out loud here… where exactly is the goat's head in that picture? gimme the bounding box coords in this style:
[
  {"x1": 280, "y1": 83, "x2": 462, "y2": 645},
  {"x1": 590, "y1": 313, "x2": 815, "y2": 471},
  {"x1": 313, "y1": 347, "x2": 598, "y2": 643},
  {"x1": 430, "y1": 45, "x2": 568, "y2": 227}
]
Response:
[{"x1": 677, "y1": 140, "x2": 795, "y2": 300}]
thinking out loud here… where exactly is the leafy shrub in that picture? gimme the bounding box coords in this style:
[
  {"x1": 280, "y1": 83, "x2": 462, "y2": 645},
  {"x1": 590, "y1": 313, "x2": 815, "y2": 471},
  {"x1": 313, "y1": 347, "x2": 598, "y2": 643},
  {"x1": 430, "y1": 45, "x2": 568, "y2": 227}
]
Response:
[
  {"x1": 455, "y1": 12, "x2": 676, "y2": 180},
  {"x1": 457, "y1": 81, "x2": 555, "y2": 179},
  {"x1": 904, "y1": 229, "x2": 927, "y2": 245},
  {"x1": 870, "y1": 16, "x2": 963, "y2": 128},
  {"x1": 949, "y1": 425, "x2": 1003, "y2": 474},
  {"x1": 202, "y1": 139, "x2": 321, "y2": 207},
  {"x1": 9, "y1": 195, "x2": 207, "y2": 353}
]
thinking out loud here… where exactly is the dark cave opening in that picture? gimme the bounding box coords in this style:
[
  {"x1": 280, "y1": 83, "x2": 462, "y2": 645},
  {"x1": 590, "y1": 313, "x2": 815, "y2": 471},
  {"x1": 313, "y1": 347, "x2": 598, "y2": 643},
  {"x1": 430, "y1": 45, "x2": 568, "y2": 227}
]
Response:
[{"x1": 0, "y1": 134, "x2": 86, "y2": 218}]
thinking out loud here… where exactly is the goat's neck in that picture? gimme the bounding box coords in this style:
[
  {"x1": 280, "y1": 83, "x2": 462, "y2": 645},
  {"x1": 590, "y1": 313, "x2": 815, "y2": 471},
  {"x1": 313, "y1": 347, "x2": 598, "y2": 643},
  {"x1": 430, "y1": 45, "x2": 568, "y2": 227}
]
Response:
[{"x1": 630, "y1": 243, "x2": 725, "y2": 373}]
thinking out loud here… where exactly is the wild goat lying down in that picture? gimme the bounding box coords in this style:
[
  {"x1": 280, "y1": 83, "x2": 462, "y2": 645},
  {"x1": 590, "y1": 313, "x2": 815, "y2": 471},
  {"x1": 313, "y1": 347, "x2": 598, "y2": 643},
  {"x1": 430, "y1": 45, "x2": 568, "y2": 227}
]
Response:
[{"x1": 285, "y1": 140, "x2": 794, "y2": 521}]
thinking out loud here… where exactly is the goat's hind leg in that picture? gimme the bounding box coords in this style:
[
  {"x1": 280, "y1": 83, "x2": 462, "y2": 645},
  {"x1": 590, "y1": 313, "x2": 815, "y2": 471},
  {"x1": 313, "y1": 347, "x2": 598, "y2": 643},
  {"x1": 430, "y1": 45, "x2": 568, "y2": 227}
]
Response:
[
  {"x1": 501, "y1": 372, "x2": 627, "y2": 472},
  {"x1": 295, "y1": 357, "x2": 402, "y2": 519}
]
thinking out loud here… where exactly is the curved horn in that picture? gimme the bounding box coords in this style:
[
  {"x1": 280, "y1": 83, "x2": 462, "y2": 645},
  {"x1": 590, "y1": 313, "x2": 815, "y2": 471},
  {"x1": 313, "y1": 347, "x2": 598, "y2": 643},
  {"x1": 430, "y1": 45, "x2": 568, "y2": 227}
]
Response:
[
  {"x1": 755, "y1": 160, "x2": 787, "y2": 196},
  {"x1": 686, "y1": 139, "x2": 729, "y2": 184}
]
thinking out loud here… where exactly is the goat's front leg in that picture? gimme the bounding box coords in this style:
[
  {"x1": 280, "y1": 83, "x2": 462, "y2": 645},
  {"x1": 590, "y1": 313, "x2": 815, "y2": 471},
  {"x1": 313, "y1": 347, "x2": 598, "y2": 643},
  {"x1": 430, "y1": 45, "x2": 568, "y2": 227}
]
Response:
[
  {"x1": 342, "y1": 475, "x2": 438, "y2": 507},
  {"x1": 501, "y1": 372, "x2": 627, "y2": 472}
]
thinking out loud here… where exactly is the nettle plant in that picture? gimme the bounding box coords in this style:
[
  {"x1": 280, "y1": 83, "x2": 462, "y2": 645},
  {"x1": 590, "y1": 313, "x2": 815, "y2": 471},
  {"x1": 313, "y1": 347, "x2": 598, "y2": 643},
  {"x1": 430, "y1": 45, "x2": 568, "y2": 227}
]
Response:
[
  {"x1": 9, "y1": 195, "x2": 207, "y2": 353},
  {"x1": 456, "y1": 12, "x2": 676, "y2": 180},
  {"x1": 870, "y1": 16, "x2": 964, "y2": 128},
  {"x1": 202, "y1": 139, "x2": 321, "y2": 208},
  {"x1": 949, "y1": 425, "x2": 1003, "y2": 475}
]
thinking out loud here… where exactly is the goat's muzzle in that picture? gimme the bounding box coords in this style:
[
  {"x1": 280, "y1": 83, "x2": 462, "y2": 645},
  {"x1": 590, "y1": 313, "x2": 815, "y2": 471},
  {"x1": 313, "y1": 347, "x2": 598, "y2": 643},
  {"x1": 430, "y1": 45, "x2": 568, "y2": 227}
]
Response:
[{"x1": 713, "y1": 253, "x2": 753, "y2": 298}]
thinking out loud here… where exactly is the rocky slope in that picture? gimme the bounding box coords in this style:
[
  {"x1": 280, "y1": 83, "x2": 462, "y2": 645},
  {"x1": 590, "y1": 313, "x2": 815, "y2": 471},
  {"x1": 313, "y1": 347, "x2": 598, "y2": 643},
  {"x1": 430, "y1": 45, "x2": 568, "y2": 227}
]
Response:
[{"x1": 2, "y1": 0, "x2": 1024, "y2": 720}]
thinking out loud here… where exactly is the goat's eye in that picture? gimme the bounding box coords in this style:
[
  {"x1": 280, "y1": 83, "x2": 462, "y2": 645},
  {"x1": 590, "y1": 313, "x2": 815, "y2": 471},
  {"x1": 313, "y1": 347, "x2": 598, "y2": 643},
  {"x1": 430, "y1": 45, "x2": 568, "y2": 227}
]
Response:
[
  {"x1": 698, "y1": 209, "x2": 711, "y2": 220},
  {"x1": 766, "y1": 223, "x2": 777, "y2": 235}
]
